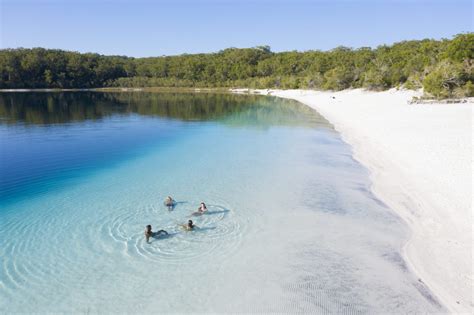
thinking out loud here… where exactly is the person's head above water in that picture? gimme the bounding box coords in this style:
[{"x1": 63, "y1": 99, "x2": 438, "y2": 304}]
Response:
[
  {"x1": 165, "y1": 196, "x2": 174, "y2": 208},
  {"x1": 188, "y1": 220, "x2": 194, "y2": 228},
  {"x1": 146, "y1": 225, "x2": 152, "y2": 231}
]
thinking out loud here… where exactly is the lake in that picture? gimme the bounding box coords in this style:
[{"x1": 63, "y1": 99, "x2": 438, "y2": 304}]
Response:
[{"x1": 0, "y1": 92, "x2": 443, "y2": 313}]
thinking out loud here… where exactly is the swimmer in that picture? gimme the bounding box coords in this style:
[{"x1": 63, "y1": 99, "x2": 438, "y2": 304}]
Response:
[
  {"x1": 191, "y1": 202, "x2": 208, "y2": 215},
  {"x1": 164, "y1": 196, "x2": 175, "y2": 210},
  {"x1": 198, "y1": 202, "x2": 208, "y2": 213},
  {"x1": 180, "y1": 220, "x2": 196, "y2": 231},
  {"x1": 191, "y1": 203, "x2": 207, "y2": 216},
  {"x1": 145, "y1": 225, "x2": 168, "y2": 243}
]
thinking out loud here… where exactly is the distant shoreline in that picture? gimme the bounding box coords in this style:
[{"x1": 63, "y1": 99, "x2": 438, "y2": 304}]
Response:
[
  {"x1": 1, "y1": 87, "x2": 472, "y2": 104},
  {"x1": 0, "y1": 87, "x2": 231, "y2": 93},
  {"x1": 231, "y1": 88, "x2": 472, "y2": 314}
]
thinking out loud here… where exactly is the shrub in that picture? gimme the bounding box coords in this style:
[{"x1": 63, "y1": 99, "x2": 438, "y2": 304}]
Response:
[{"x1": 423, "y1": 61, "x2": 465, "y2": 98}]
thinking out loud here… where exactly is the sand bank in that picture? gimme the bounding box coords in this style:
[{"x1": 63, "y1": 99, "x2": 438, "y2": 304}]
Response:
[{"x1": 233, "y1": 88, "x2": 472, "y2": 314}]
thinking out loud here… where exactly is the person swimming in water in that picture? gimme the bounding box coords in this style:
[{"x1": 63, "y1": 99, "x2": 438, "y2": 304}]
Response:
[
  {"x1": 192, "y1": 202, "x2": 208, "y2": 216},
  {"x1": 164, "y1": 196, "x2": 175, "y2": 210},
  {"x1": 180, "y1": 220, "x2": 196, "y2": 231},
  {"x1": 198, "y1": 202, "x2": 207, "y2": 213},
  {"x1": 145, "y1": 225, "x2": 168, "y2": 243}
]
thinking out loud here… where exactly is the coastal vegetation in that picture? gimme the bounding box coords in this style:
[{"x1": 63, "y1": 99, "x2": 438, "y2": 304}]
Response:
[{"x1": 0, "y1": 33, "x2": 472, "y2": 98}]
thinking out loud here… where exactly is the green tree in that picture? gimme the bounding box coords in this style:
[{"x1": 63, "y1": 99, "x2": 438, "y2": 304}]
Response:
[{"x1": 423, "y1": 61, "x2": 465, "y2": 98}]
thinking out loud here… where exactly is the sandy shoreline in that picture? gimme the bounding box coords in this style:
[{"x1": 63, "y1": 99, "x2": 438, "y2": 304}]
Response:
[{"x1": 232, "y1": 88, "x2": 472, "y2": 314}]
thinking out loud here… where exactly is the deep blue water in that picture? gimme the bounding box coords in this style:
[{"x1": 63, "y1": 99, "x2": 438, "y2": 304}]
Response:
[{"x1": 0, "y1": 116, "x2": 185, "y2": 205}]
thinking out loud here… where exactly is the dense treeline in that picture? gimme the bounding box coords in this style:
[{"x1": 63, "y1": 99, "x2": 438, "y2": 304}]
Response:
[{"x1": 1, "y1": 34, "x2": 472, "y2": 98}]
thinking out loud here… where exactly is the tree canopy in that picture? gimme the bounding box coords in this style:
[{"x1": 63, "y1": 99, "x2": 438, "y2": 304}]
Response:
[{"x1": 1, "y1": 33, "x2": 472, "y2": 98}]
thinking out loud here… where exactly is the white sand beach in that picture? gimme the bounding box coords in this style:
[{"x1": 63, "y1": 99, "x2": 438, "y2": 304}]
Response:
[{"x1": 233, "y1": 88, "x2": 472, "y2": 314}]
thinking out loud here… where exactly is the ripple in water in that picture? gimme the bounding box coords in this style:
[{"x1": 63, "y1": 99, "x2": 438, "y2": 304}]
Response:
[{"x1": 102, "y1": 203, "x2": 243, "y2": 264}]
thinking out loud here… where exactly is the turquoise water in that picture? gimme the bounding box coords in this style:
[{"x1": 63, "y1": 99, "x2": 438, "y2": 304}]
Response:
[{"x1": 0, "y1": 92, "x2": 443, "y2": 313}]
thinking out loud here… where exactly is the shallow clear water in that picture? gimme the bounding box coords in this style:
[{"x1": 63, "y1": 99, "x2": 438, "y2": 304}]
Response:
[{"x1": 0, "y1": 92, "x2": 444, "y2": 313}]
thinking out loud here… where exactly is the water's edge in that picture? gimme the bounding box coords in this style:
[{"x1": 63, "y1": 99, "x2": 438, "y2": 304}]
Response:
[{"x1": 251, "y1": 90, "x2": 450, "y2": 312}]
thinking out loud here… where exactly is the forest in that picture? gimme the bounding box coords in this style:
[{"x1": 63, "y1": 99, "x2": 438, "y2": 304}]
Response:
[{"x1": 0, "y1": 33, "x2": 472, "y2": 98}]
